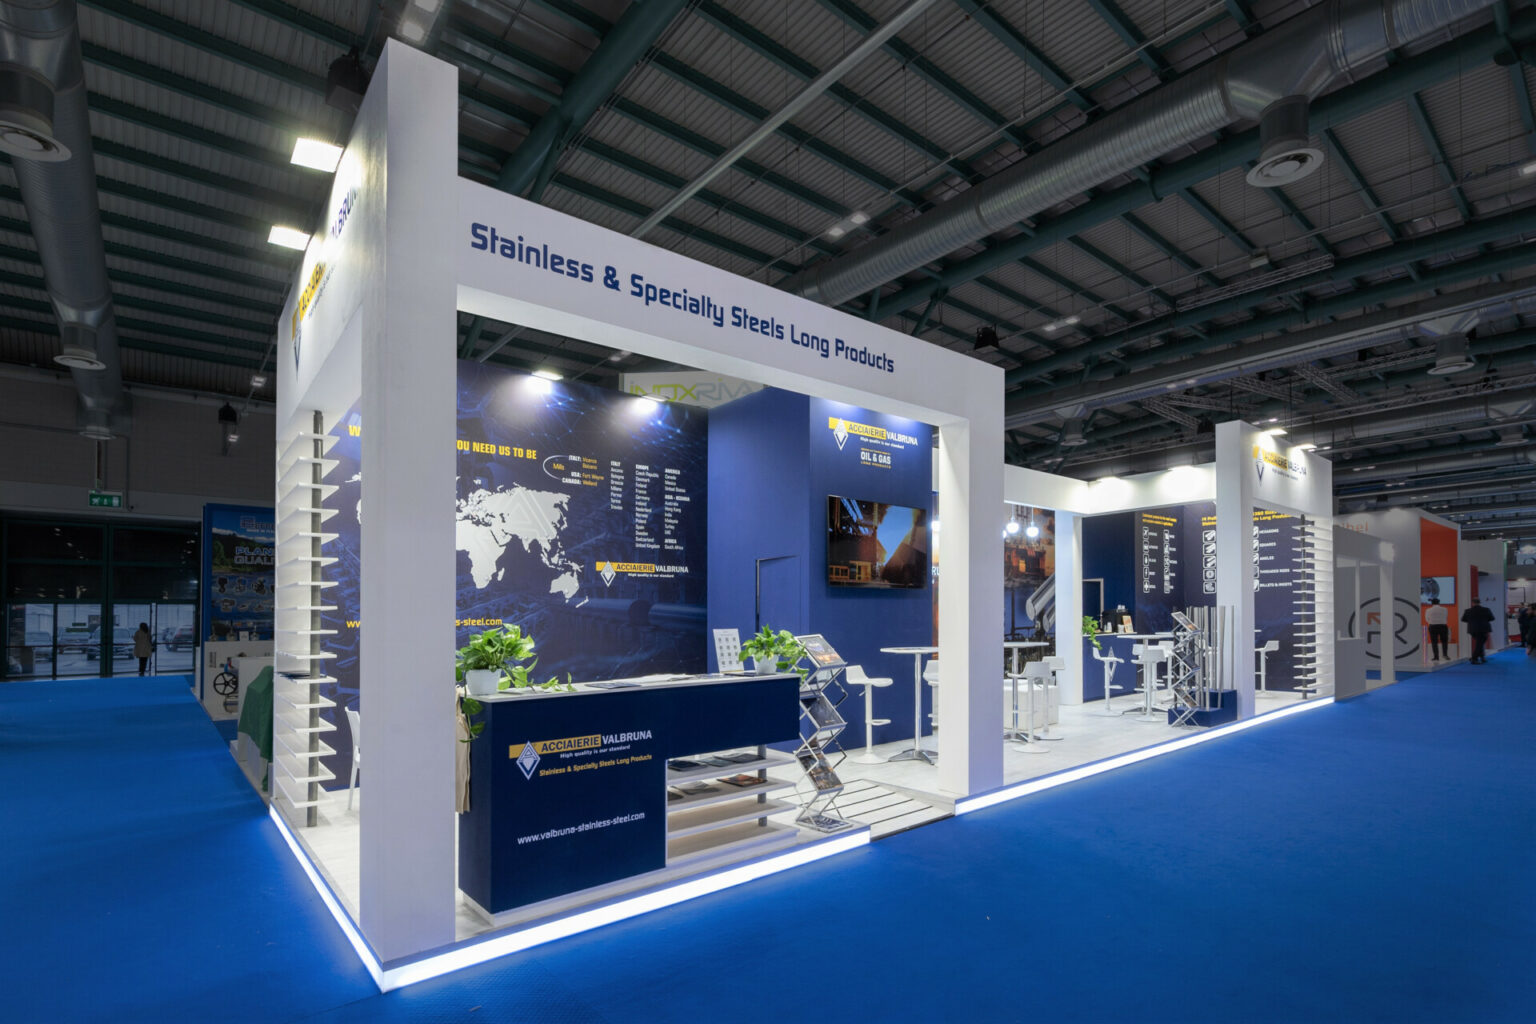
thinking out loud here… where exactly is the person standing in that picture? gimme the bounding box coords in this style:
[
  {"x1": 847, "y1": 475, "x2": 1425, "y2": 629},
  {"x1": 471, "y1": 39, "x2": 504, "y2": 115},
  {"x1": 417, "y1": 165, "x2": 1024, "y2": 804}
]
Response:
[
  {"x1": 132, "y1": 622, "x2": 153, "y2": 676},
  {"x1": 1461, "y1": 598, "x2": 1495, "y2": 664},
  {"x1": 1518, "y1": 604, "x2": 1534, "y2": 650},
  {"x1": 1424, "y1": 598, "x2": 1449, "y2": 662}
]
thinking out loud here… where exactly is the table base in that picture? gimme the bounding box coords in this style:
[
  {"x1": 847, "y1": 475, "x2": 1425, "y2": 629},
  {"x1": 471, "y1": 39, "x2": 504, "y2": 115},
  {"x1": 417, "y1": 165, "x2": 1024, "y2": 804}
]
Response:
[{"x1": 889, "y1": 747, "x2": 937, "y2": 764}]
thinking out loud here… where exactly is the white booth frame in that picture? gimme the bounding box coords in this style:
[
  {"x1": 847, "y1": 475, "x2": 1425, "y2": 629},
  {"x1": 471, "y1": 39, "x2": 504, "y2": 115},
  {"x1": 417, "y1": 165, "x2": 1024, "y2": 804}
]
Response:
[{"x1": 271, "y1": 43, "x2": 1004, "y2": 987}]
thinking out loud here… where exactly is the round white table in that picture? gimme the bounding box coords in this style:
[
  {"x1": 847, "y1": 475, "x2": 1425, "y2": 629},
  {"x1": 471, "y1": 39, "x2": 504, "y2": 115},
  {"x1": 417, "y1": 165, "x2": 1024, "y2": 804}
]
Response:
[
  {"x1": 881, "y1": 646, "x2": 938, "y2": 764},
  {"x1": 1003, "y1": 641, "x2": 1051, "y2": 751}
]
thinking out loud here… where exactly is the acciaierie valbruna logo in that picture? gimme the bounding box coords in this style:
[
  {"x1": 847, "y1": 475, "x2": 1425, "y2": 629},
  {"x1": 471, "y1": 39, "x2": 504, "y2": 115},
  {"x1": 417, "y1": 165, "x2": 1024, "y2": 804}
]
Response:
[
  {"x1": 598, "y1": 560, "x2": 616, "y2": 586},
  {"x1": 832, "y1": 418, "x2": 850, "y2": 450},
  {"x1": 1253, "y1": 444, "x2": 1265, "y2": 482},
  {"x1": 515, "y1": 741, "x2": 540, "y2": 779}
]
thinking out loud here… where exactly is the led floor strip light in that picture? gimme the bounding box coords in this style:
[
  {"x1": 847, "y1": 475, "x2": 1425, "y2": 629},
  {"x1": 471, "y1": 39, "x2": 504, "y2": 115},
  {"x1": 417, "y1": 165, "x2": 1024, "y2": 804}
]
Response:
[
  {"x1": 955, "y1": 697, "x2": 1336, "y2": 815},
  {"x1": 271, "y1": 806, "x2": 868, "y2": 991}
]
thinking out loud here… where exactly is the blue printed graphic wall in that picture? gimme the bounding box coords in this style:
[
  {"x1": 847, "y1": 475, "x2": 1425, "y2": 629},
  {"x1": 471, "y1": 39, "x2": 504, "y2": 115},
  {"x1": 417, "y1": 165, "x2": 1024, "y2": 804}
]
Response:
[{"x1": 708, "y1": 389, "x2": 934, "y2": 748}]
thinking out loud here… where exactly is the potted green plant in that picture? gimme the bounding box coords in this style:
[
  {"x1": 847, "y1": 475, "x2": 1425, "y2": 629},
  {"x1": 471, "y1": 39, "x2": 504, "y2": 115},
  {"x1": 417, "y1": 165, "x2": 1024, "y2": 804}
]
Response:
[
  {"x1": 455, "y1": 624, "x2": 536, "y2": 696},
  {"x1": 1083, "y1": 615, "x2": 1103, "y2": 651},
  {"x1": 740, "y1": 626, "x2": 799, "y2": 675}
]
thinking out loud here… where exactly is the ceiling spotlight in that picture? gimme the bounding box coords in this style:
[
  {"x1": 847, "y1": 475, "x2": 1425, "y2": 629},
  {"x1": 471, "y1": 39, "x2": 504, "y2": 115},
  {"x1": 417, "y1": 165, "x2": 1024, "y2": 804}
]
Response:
[
  {"x1": 974, "y1": 326, "x2": 1000, "y2": 350},
  {"x1": 1263, "y1": 426, "x2": 1287, "y2": 437},
  {"x1": 1297, "y1": 442, "x2": 1317, "y2": 451},
  {"x1": 848, "y1": 211, "x2": 869, "y2": 225},
  {"x1": 1521, "y1": 160, "x2": 1536, "y2": 177},
  {"x1": 399, "y1": 18, "x2": 427, "y2": 43},
  {"x1": 268, "y1": 225, "x2": 311, "y2": 250},
  {"x1": 1248, "y1": 251, "x2": 1271, "y2": 269},
  {"x1": 290, "y1": 137, "x2": 342, "y2": 172},
  {"x1": 1495, "y1": 426, "x2": 1526, "y2": 446},
  {"x1": 324, "y1": 48, "x2": 370, "y2": 115},
  {"x1": 609, "y1": 350, "x2": 631, "y2": 362},
  {"x1": 1006, "y1": 520, "x2": 1020, "y2": 535},
  {"x1": 532, "y1": 369, "x2": 562, "y2": 381},
  {"x1": 1043, "y1": 314, "x2": 1081, "y2": 333},
  {"x1": 827, "y1": 224, "x2": 847, "y2": 239},
  {"x1": 413, "y1": 0, "x2": 443, "y2": 10},
  {"x1": 1061, "y1": 418, "x2": 1087, "y2": 446},
  {"x1": 1025, "y1": 523, "x2": 1040, "y2": 539},
  {"x1": 250, "y1": 374, "x2": 268, "y2": 388},
  {"x1": 218, "y1": 402, "x2": 239, "y2": 451}
]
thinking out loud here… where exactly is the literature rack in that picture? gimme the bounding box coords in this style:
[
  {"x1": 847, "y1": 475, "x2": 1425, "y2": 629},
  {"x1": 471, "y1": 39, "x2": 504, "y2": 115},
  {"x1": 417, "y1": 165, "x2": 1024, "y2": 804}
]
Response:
[
  {"x1": 272, "y1": 409, "x2": 339, "y2": 828},
  {"x1": 789, "y1": 634, "x2": 854, "y2": 833}
]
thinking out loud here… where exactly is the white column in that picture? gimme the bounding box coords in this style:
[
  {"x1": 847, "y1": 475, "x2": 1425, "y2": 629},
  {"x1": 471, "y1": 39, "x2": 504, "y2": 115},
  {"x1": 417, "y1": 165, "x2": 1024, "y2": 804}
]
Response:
[
  {"x1": 1378, "y1": 544, "x2": 1396, "y2": 687},
  {"x1": 936, "y1": 411, "x2": 1003, "y2": 797},
  {"x1": 1055, "y1": 511, "x2": 1083, "y2": 703},
  {"x1": 1215, "y1": 421, "x2": 1256, "y2": 719},
  {"x1": 358, "y1": 42, "x2": 459, "y2": 963}
]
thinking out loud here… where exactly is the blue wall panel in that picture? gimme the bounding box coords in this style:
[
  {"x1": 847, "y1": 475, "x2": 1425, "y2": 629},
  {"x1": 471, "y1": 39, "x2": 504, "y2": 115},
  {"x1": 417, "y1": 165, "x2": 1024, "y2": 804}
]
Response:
[{"x1": 707, "y1": 391, "x2": 933, "y2": 750}]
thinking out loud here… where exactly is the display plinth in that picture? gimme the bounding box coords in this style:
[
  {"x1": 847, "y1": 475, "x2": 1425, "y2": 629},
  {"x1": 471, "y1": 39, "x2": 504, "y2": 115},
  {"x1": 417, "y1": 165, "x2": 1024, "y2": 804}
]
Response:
[{"x1": 459, "y1": 674, "x2": 799, "y2": 916}]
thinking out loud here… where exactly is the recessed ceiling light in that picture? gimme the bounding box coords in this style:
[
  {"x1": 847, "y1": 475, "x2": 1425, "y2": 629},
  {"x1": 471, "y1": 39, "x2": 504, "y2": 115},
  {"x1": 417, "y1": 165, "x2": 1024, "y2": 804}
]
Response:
[
  {"x1": 848, "y1": 211, "x2": 869, "y2": 225},
  {"x1": 1521, "y1": 160, "x2": 1536, "y2": 177},
  {"x1": 827, "y1": 224, "x2": 846, "y2": 239},
  {"x1": 399, "y1": 18, "x2": 427, "y2": 42},
  {"x1": 532, "y1": 369, "x2": 562, "y2": 380},
  {"x1": 251, "y1": 374, "x2": 268, "y2": 388},
  {"x1": 290, "y1": 138, "x2": 342, "y2": 172},
  {"x1": 268, "y1": 225, "x2": 311, "y2": 250},
  {"x1": 609, "y1": 350, "x2": 630, "y2": 362}
]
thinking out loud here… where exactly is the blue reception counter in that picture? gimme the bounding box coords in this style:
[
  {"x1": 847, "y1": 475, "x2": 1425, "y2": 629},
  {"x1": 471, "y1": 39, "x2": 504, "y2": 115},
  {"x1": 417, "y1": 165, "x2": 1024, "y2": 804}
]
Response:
[{"x1": 459, "y1": 673, "x2": 800, "y2": 917}]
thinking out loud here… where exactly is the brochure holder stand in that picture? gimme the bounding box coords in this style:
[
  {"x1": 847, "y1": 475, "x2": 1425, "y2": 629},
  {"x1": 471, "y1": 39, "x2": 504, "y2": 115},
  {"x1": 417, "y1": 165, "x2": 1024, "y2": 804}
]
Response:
[{"x1": 791, "y1": 634, "x2": 854, "y2": 832}]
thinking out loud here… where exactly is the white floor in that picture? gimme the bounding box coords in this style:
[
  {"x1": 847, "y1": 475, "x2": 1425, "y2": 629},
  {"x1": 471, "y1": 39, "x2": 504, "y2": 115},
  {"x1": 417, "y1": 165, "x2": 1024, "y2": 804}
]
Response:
[{"x1": 262, "y1": 682, "x2": 1319, "y2": 943}]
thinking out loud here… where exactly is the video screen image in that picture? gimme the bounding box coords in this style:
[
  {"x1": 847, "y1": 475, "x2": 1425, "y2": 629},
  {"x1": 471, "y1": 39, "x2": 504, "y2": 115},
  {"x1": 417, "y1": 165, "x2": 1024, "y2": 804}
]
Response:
[
  {"x1": 827, "y1": 495, "x2": 928, "y2": 589},
  {"x1": 1420, "y1": 576, "x2": 1456, "y2": 604}
]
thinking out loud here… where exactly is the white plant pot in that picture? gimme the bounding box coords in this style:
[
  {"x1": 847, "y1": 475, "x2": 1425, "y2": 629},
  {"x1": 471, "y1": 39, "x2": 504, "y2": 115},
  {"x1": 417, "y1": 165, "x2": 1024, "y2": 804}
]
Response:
[
  {"x1": 464, "y1": 669, "x2": 502, "y2": 696},
  {"x1": 754, "y1": 655, "x2": 779, "y2": 675}
]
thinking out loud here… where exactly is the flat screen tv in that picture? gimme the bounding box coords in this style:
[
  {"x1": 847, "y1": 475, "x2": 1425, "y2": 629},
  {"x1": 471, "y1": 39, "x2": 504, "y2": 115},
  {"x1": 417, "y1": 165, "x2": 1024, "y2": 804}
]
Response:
[
  {"x1": 1420, "y1": 576, "x2": 1455, "y2": 604},
  {"x1": 827, "y1": 495, "x2": 928, "y2": 589}
]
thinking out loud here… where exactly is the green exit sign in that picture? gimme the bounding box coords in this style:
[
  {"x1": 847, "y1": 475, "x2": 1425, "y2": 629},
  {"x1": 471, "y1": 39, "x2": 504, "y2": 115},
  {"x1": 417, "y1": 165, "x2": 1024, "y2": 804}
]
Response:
[{"x1": 89, "y1": 491, "x2": 122, "y2": 509}]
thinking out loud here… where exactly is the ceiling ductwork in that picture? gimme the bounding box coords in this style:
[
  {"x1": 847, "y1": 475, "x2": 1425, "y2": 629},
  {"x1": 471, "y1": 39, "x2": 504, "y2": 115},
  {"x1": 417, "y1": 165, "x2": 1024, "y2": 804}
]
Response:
[
  {"x1": 783, "y1": 0, "x2": 1498, "y2": 308},
  {"x1": 1244, "y1": 95, "x2": 1325, "y2": 187},
  {"x1": 0, "y1": 0, "x2": 127, "y2": 437}
]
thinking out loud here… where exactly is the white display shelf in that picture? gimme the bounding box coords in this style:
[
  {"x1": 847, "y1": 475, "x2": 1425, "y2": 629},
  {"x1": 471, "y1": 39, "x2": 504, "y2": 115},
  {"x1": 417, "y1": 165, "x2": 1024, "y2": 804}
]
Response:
[
  {"x1": 282, "y1": 764, "x2": 337, "y2": 785},
  {"x1": 283, "y1": 554, "x2": 338, "y2": 567},
  {"x1": 276, "y1": 605, "x2": 338, "y2": 614},
  {"x1": 276, "y1": 650, "x2": 337, "y2": 661},
  {"x1": 665, "y1": 820, "x2": 797, "y2": 867},
  {"x1": 275, "y1": 710, "x2": 336, "y2": 735},
  {"x1": 667, "y1": 776, "x2": 795, "y2": 812},
  {"x1": 290, "y1": 628, "x2": 338, "y2": 637},
  {"x1": 274, "y1": 774, "x2": 324, "y2": 810},
  {"x1": 273, "y1": 731, "x2": 336, "y2": 761},
  {"x1": 277, "y1": 506, "x2": 339, "y2": 531},
  {"x1": 666, "y1": 797, "x2": 795, "y2": 839},
  {"x1": 274, "y1": 689, "x2": 336, "y2": 711},
  {"x1": 279, "y1": 579, "x2": 338, "y2": 590},
  {"x1": 277, "y1": 431, "x2": 338, "y2": 466},
  {"x1": 278, "y1": 483, "x2": 339, "y2": 506},
  {"x1": 663, "y1": 750, "x2": 795, "y2": 785},
  {"x1": 276, "y1": 455, "x2": 339, "y2": 493}
]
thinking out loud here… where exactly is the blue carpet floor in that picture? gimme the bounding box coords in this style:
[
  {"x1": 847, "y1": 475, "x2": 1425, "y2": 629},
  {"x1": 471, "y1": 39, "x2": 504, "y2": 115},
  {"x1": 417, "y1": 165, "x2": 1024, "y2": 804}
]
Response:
[{"x1": 4, "y1": 656, "x2": 1533, "y2": 1023}]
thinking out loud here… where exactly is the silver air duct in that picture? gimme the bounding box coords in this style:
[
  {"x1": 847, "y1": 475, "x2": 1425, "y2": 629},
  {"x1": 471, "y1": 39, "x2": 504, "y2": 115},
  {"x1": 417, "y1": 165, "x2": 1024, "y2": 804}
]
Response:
[
  {"x1": 784, "y1": 0, "x2": 1497, "y2": 307},
  {"x1": 1244, "y1": 95, "x2": 1324, "y2": 187},
  {"x1": 0, "y1": 0, "x2": 127, "y2": 436}
]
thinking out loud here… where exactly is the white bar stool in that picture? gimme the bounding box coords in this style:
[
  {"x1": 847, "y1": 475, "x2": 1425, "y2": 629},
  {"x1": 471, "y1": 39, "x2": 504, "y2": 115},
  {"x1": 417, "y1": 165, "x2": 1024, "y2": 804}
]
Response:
[
  {"x1": 1091, "y1": 646, "x2": 1125, "y2": 716},
  {"x1": 345, "y1": 707, "x2": 361, "y2": 811},
  {"x1": 846, "y1": 665, "x2": 893, "y2": 764},
  {"x1": 922, "y1": 659, "x2": 940, "y2": 759},
  {"x1": 1127, "y1": 644, "x2": 1168, "y2": 722}
]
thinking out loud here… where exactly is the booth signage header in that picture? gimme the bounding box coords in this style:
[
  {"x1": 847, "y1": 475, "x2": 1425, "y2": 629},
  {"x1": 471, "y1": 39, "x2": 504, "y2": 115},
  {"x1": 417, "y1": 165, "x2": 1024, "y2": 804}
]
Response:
[{"x1": 467, "y1": 221, "x2": 897, "y2": 375}]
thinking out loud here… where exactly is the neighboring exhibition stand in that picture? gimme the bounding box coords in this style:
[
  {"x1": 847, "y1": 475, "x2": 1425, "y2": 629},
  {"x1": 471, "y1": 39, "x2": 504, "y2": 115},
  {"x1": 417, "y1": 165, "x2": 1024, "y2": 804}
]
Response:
[{"x1": 268, "y1": 44, "x2": 1002, "y2": 988}]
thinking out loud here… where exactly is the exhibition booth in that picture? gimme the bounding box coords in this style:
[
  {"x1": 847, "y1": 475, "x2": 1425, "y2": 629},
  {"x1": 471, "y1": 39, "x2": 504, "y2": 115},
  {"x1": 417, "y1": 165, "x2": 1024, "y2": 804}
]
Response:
[
  {"x1": 262, "y1": 42, "x2": 1372, "y2": 991},
  {"x1": 269, "y1": 44, "x2": 1002, "y2": 987}
]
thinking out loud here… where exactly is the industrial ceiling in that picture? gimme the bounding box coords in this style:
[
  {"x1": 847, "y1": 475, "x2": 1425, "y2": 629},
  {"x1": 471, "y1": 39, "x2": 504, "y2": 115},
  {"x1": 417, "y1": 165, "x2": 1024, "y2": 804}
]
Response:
[{"x1": 0, "y1": 0, "x2": 1532, "y2": 543}]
